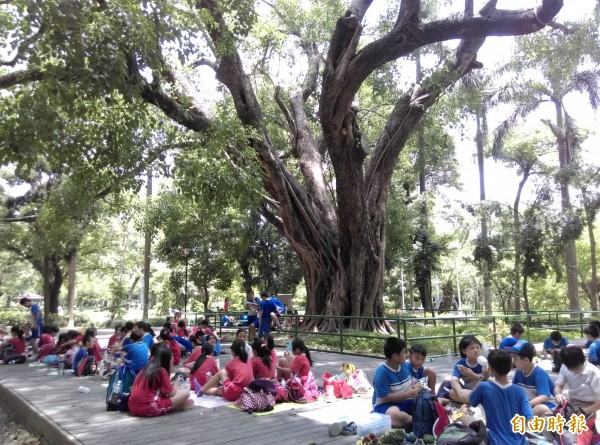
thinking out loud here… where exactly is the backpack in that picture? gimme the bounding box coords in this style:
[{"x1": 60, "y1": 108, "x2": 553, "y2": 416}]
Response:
[
  {"x1": 286, "y1": 375, "x2": 306, "y2": 402},
  {"x1": 553, "y1": 401, "x2": 596, "y2": 445},
  {"x1": 412, "y1": 390, "x2": 438, "y2": 438},
  {"x1": 237, "y1": 387, "x2": 275, "y2": 413},
  {"x1": 552, "y1": 350, "x2": 563, "y2": 373},
  {"x1": 0, "y1": 343, "x2": 15, "y2": 361},
  {"x1": 106, "y1": 364, "x2": 136, "y2": 411},
  {"x1": 433, "y1": 399, "x2": 451, "y2": 437},
  {"x1": 74, "y1": 356, "x2": 96, "y2": 377},
  {"x1": 436, "y1": 421, "x2": 487, "y2": 445}
]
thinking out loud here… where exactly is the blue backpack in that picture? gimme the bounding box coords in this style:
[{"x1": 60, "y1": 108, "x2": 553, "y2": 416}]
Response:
[
  {"x1": 412, "y1": 390, "x2": 437, "y2": 438},
  {"x1": 106, "y1": 364, "x2": 136, "y2": 411}
]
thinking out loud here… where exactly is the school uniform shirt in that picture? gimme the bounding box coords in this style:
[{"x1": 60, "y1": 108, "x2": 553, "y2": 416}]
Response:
[
  {"x1": 128, "y1": 368, "x2": 174, "y2": 417},
  {"x1": 404, "y1": 362, "x2": 427, "y2": 384},
  {"x1": 184, "y1": 347, "x2": 203, "y2": 366},
  {"x1": 222, "y1": 357, "x2": 253, "y2": 401},
  {"x1": 512, "y1": 365, "x2": 556, "y2": 408},
  {"x1": 269, "y1": 349, "x2": 277, "y2": 379},
  {"x1": 452, "y1": 358, "x2": 483, "y2": 390},
  {"x1": 142, "y1": 333, "x2": 154, "y2": 351},
  {"x1": 372, "y1": 362, "x2": 412, "y2": 410},
  {"x1": 470, "y1": 381, "x2": 533, "y2": 445},
  {"x1": 107, "y1": 334, "x2": 120, "y2": 350},
  {"x1": 252, "y1": 357, "x2": 274, "y2": 379},
  {"x1": 30, "y1": 304, "x2": 43, "y2": 331},
  {"x1": 542, "y1": 337, "x2": 568, "y2": 351},
  {"x1": 91, "y1": 340, "x2": 103, "y2": 362},
  {"x1": 38, "y1": 333, "x2": 55, "y2": 348},
  {"x1": 6, "y1": 336, "x2": 26, "y2": 354},
  {"x1": 189, "y1": 355, "x2": 219, "y2": 386},
  {"x1": 164, "y1": 339, "x2": 181, "y2": 365},
  {"x1": 556, "y1": 361, "x2": 600, "y2": 404},
  {"x1": 176, "y1": 327, "x2": 188, "y2": 338},
  {"x1": 587, "y1": 340, "x2": 600, "y2": 365},
  {"x1": 73, "y1": 347, "x2": 89, "y2": 371},
  {"x1": 122, "y1": 342, "x2": 150, "y2": 373},
  {"x1": 290, "y1": 354, "x2": 311, "y2": 380}
]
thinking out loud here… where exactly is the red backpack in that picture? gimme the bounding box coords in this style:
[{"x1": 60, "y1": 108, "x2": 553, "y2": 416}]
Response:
[{"x1": 75, "y1": 356, "x2": 96, "y2": 377}]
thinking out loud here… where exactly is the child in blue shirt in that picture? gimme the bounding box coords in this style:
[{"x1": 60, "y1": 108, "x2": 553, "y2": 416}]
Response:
[
  {"x1": 509, "y1": 340, "x2": 555, "y2": 416},
  {"x1": 469, "y1": 349, "x2": 533, "y2": 445},
  {"x1": 73, "y1": 335, "x2": 94, "y2": 372},
  {"x1": 116, "y1": 331, "x2": 149, "y2": 373},
  {"x1": 258, "y1": 291, "x2": 276, "y2": 339},
  {"x1": 450, "y1": 335, "x2": 488, "y2": 404},
  {"x1": 20, "y1": 297, "x2": 43, "y2": 359},
  {"x1": 585, "y1": 324, "x2": 600, "y2": 365},
  {"x1": 541, "y1": 331, "x2": 568, "y2": 357},
  {"x1": 405, "y1": 343, "x2": 437, "y2": 393},
  {"x1": 372, "y1": 337, "x2": 423, "y2": 428}
]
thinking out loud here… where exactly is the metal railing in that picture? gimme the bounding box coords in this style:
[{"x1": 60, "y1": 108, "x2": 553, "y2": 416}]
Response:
[{"x1": 186, "y1": 310, "x2": 596, "y2": 358}]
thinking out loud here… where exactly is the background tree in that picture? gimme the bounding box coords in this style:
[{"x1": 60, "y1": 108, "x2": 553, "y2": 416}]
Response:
[{"x1": 0, "y1": 0, "x2": 569, "y2": 329}]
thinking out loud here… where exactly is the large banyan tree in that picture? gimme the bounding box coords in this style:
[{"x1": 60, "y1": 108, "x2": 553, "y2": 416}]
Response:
[{"x1": 0, "y1": 0, "x2": 565, "y2": 330}]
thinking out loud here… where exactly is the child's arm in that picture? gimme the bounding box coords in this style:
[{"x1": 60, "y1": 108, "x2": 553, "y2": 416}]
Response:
[
  {"x1": 378, "y1": 386, "x2": 420, "y2": 404},
  {"x1": 529, "y1": 394, "x2": 549, "y2": 407}
]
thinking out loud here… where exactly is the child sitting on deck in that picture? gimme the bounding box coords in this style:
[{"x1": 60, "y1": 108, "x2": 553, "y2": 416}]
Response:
[
  {"x1": 509, "y1": 340, "x2": 555, "y2": 416},
  {"x1": 1, "y1": 326, "x2": 27, "y2": 364},
  {"x1": 499, "y1": 322, "x2": 525, "y2": 350},
  {"x1": 252, "y1": 338, "x2": 275, "y2": 380},
  {"x1": 275, "y1": 338, "x2": 313, "y2": 382},
  {"x1": 466, "y1": 349, "x2": 533, "y2": 445},
  {"x1": 371, "y1": 337, "x2": 420, "y2": 428},
  {"x1": 196, "y1": 339, "x2": 253, "y2": 402},
  {"x1": 128, "y1": 343, "x2": 193, "y2": 417},
  {"x1": 449, "y1": 335, "x2": 488, "y2": 404},
  {"x1": 406, "y1": 343, "x2": 436, "y2": 393},
  {"x1": 181, "y1": 342, "x2": 218, "y2": 387}
]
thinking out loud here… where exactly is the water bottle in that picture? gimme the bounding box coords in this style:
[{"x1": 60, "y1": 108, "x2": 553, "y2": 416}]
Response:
[
  {"x1": 113, "y1": 379, "x2": 122, "y2": 395},
  {"x1": 447, "y1": 348, "x2": 452, "y2": 364},
  {"x1": 58, "y1": 359, "x2": 64, "y2": 374},
  {"x1": 98, "y1": 361, "x2": 105, "y2": 376},
  {"x1": 78, "y1": 386, "x2": 91, "y2": 393}
]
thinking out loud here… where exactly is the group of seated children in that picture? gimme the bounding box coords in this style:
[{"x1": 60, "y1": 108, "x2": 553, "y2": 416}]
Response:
[{"x1": 372, "y1": 323, "x2": 600, "y2": 445}]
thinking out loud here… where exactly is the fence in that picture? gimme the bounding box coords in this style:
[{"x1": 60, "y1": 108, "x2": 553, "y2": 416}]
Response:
[{"x1": 188, "y1": 310, "x2": 598, "y2": 358}]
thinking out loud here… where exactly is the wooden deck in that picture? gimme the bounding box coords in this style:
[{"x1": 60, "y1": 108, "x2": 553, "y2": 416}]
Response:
[{"x1": 0, "y1": 351, "x2": 408, "y2": 445}]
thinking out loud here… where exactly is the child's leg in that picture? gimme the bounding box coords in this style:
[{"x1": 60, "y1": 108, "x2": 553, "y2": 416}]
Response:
[
  {"x1": 277, "y1": 356, "x2": 293, "y2": 381},
  {"x1": 270, "y1": 312, "x2": 281, "y2": 329},
  {"x1": 449, "y1": 387, "x2": 471, "y2": 404},
  {"x1": 533, "y1": 404, "x2": 552, "y2": 417},
  {"x1": 424, "y1": 368, "x2": 437, "y2": 393},
  {"x1": 385, "y1": 406, "x2": 411, "y2": 428},
  {"x1": 171, "y1": 387, "x2": 193, "y2": 411},
  {"x1": 201, "y1": 369, "x2": 229, "y2": 395}
]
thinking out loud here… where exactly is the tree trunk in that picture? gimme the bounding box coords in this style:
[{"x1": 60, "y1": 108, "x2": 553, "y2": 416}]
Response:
[
  {"x1": 513, "y1": 167, "x2": 531, "y2": 312},
  {"x1": 66, "y1": 249, "x2": 77, "y2": 328},
  {"x1": 522, "y1": 274, "x2": 530, "y2": 313},
  {"x1": 582, "y1": 187, "x2": 599, "y2": 311},
  {"x1": 476, "y1": 112, "x2": 492, "y2": 315},
  {"x1": 42, "y1": 255, "x2": 63, "y2": 322},
  {"x1": 143, "y1": 168, "x2": 152, "y2": 319},
  {"x1": 554, "y1": 101, "x2": 580, "y2": 311}
]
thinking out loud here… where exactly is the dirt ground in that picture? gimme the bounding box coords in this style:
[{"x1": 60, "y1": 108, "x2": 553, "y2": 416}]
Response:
[{"x1": 0, "y1": 404, "x2": 41, "y2": 445}]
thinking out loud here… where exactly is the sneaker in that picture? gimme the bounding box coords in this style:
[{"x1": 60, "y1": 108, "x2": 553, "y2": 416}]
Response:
[{"x1": 329, "y1": 421, "x2": 348, "y2": 437}]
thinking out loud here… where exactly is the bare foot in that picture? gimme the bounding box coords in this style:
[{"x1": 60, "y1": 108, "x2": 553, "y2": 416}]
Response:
[{"x1": 183, "y1": 399, "x2": 194, "y2": 410}]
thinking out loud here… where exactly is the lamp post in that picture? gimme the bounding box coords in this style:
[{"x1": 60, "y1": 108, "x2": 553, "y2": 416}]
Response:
[
  {"x1": 449, "y1": 242, "x2": 462, "y2": 311},
  {"x1": 183, "y1": 247, "x2": 190, "y2": 315}
]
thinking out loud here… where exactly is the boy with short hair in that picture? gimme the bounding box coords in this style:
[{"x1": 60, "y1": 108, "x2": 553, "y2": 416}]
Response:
[
  {"x1": 542, "y1": 331, "x2": 568, "y2": 357},
  {"x1": 584, "y1": 324, "x2": 600, "y2": 365},
  {"x1": 499, "y1": 322, "x2": 525, "y2": 350},
  {"x1": 508, "y1": 340, "x2": 555, "y2": 416},
  {"x1": 19, "y1": 297, "x2": 43, "y2": 359},
  {"x1": 469, "y1": 349, "x2": 533, "y2": 445},
  {"x1": 73, "y1": 334, "x2": 95, "y2": 372},
  {"x1": 554, "y1": 346, "x2": 600, "y2": 416},
  {"x1": 406, "y1": 343, "x2": 437, "y2": 393},
  {"x1": 372, "y1": 337, "x2": 422, "y2": 428}
]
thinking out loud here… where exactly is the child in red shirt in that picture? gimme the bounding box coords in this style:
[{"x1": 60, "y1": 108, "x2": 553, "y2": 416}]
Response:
[
  {"x1": 252, "y1": 338, "x2": 275, "y2": 379},
  {"x1": 107, "y1": 325, "x2": 122, "y2": 350},
  {"x1": 176, "y1": 320, "x2": 189, "y2": 339},
  {"x1": 1, "y1": 326, "x2": 27, "y2": 364},
  {"x1": 38, "y1": 324, "x2": 60, "y2": 360},
  {"x1": 182, "y1": 342, "x2": 219, "y2": 387},
  {"x1": 128, "y1": 343, "x2": 193, "y2": 417},
  {"x1": 158, "y1": 329, "x2": 181, "y2": 365},
  {"x1": 196, "y1": 339, "x2": 253, "y2": 401},
  {"x1": 276, "y1": 338, "x2": 313, "y2": 382}
]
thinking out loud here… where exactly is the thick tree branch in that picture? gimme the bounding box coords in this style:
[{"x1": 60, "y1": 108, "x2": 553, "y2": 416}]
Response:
[
  {"x1": 2, "y1": 215, "x2": 37, "y2": 223},
  {"x1": 0, "y1": 68, "x2": 43, "y2": 89},
  {"x1": 347, "y1": 0, "x2": 374, "y2": 22}
]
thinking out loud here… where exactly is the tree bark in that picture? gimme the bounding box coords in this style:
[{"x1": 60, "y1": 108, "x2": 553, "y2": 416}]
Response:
[
  {"x1": 476, "y1": 112, "x2": 492, "y2": 315},
  {"x1": 553, "y1": 100, "x2": 580, "y2": 311},
  {"x1": 513, "y1": 167, "x2": 531, "y2": 312},
  {"x1": 66, "y1": 249, "x2": 77, "y2": 328},
  {"x1": 143, "y1": 168, "x2": 152, "y2": 319},
  {"x1": 582, "y1": 187, "x2": 599, "y2": 311},
  {"x1": 42, "y1": 255, "x2": 63, "y2": 322}
]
